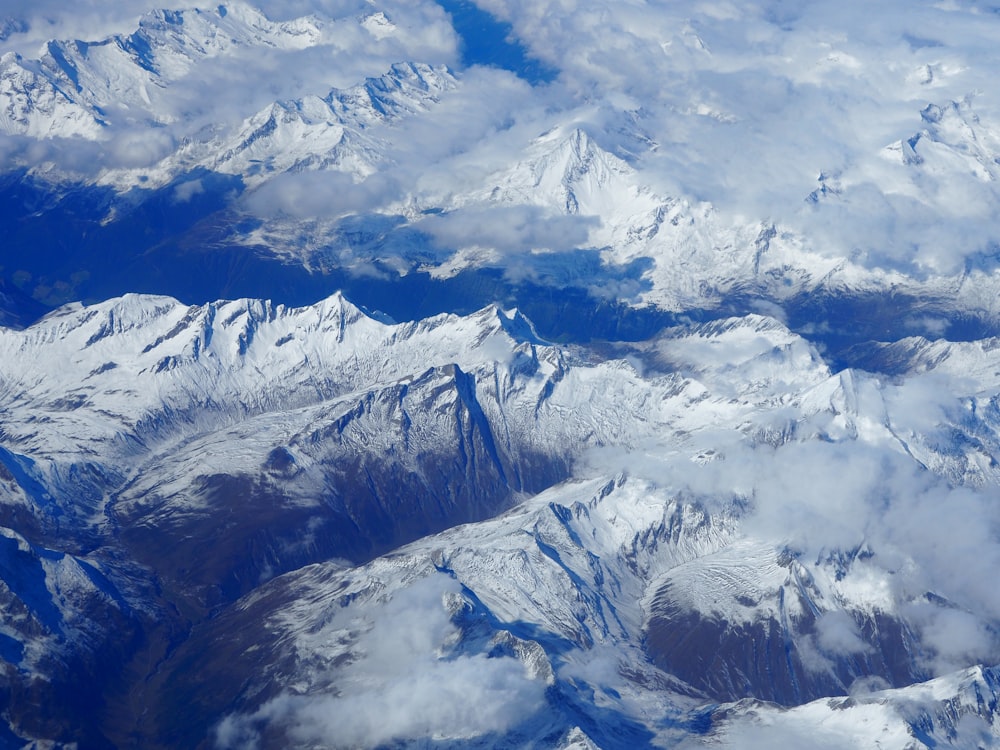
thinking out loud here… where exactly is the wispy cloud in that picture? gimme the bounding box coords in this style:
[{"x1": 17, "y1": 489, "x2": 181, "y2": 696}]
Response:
[
  {"x1": 214, "y1": 574, "x2": 545, "y2": 748},
  {"x1": 473, "y1": 0, "x2": 1000, "y2": 274},
  {"x1": 8, "y1": 1, "x2": 1000, "y2": 275}
]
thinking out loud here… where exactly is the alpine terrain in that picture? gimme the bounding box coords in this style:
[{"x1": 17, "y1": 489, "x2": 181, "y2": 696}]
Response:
[{"x1": 2, "y1": 1, "x2": 1000, "y2": 748}]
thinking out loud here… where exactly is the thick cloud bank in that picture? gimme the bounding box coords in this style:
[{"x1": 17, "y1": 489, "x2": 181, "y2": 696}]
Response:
[{"x1": 472, "y1": 0, "x2": 1000, "y2": 273}]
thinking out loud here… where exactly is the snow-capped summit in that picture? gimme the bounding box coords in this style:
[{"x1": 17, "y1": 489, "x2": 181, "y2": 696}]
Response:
[
  {"x1": 210, "y1": 62, "x2": 457, "y2": 185},
  {"x1": 4, "y1": 1, "x2": 1000, "y2": 746},
  {"x1": 0, "y1": 3, "x2": 330, "y2": 139},
  {"x1": 471, "y1": 127, "x2": 638, "y2": 215}
]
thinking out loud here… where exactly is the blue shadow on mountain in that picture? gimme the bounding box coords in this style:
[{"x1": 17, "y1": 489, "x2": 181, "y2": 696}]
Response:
[
  {"x1": 0, "y1": 632, "x2": 24, "y2": 665},
  {"x1": 437, "y1": 0, "x2": 557, "y2": 84},
  {"x1": 0, "y1": 173, "x2": 686, "y2": 343},
  {"x1": 0, "y1": 447, "x2": 61, "y2": 518},
  {"x1": 779, "y1": 290, "x2": 1000, "y2": 372},
  {"x1": 0, "y1": 533, "x2": 64, "y2": 633},
  {"x1": 4, "y1": 172, "x2": 1000, "y2": 371}
]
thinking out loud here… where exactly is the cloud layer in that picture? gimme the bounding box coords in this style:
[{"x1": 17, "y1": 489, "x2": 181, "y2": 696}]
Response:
[
  {"x1": 479, "y1": 0, "x2": 1000, "y2": 273},
  {"x1": 582, "y1": 358, "x2": 1000, "y2": 678},
  {"x1": 6, "y1": 0, "x2": 1000, "y2": 276},
  {"x1": 214, "y1": 575, "x2": 546, "y2": 748}
]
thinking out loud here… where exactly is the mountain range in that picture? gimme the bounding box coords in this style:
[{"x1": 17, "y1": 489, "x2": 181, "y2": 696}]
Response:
[{"x1": 2, "y1": 1, "x2": 1000, "y2": 748}]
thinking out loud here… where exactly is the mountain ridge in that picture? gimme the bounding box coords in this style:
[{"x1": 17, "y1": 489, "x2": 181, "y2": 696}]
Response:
[
  {"x1": 1, "y1": 290, "x2": 999, "y2": 745},
  {"x1": 3, "y1": 0, "x2": 1000, "y2": 746}
]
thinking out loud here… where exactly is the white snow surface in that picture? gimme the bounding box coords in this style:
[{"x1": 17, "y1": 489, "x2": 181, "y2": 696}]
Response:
[
  {"x1": 695, "y1": 666, "x2": 1000, "y2": 750},
  {"x1": 1, "y1": 292, "x2": 998, "y2": 745},
  {"x1": 3, "y1": 1, "x2": 1000, "y2": 744},
  {"x1": 5, "y1": 2, "x2": 1000, "y2": 316}
]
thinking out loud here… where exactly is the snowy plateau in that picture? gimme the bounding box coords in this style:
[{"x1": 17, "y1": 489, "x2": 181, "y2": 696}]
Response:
[{"x1": 3, "y1": 1, "x2": 1000, "y2": 748}]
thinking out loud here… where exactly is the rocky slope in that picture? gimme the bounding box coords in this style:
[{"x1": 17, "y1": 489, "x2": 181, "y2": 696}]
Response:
[{"x1": 0, "y1": 293, "x2": 999, "y2": 746}]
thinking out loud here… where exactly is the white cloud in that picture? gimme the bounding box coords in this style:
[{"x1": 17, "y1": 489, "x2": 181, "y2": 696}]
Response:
[
  {"x1": 0, "y1": 1, "x2": 171, "y2": 56},
  {"x1": 815, "y1": 610, "x2": 873, "y2": 655},
  {"x1": 172, "y1": 177, "x2": 204, "y2": 203},
  {"x1": 243, "y1": 171, "x2": 403, "y2": 219},
  {"x1": 215, "y1": 574, "x2": 546, "y2": 749},
  {"x1": 10, "y1": 0, "x2": 1000, "y2": 274},
  {"x1": 582, "y1": 358, "x2": 1000, "y2": 678},
  {"x1": 417, "y1": 205, "x2": 598, "y2": 256},
  {"x1": 469, "y1": 0, "x2": 1000, "y2": 274},
  {"x1": 905, "y1": 605, "x2": 998, "y2": 674}
]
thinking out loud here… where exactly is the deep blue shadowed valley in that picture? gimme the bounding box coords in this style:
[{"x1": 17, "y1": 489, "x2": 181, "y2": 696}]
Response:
[
  {"x1": 4, "y1": 0, "x2": 1000, "y2": 744},
  {"x1": 0, "y1": 173, "x2": 994, "y2": 374},
  {"x1": 436, "y1": 0, "x2": 558, "y2": 85}
]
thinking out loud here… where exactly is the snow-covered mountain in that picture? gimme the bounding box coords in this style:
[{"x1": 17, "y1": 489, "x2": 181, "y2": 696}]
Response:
[
  {"x1": 93, "y1": 58, "x2": 458, "y2": 193},
  {"x1": 0, "y1": 4, "x2": 327, "y2": 139},
  {"x1": 0, "y1": 292, "x2": 999, "y2": 746},
  {"x1": 4, "y1": 1, "x2": 1000, "y2": 339},
  {"x1": 4, "y1": 0, "x2": 1000, "y2": 747},
  {"x1": 210, "y1": 62, "x2": 456, "y2": 184}
]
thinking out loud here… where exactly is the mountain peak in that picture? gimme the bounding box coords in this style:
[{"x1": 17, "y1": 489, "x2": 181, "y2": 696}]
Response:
[
  {"x1": 0, "y1": 1, "x2": 329, "y2": 140},
  {"x1": 206, "y1": 60, "x2": 455, "y2": 185},
  {"x1": 468, "y1": 125, "x2": 636, "y2": 216}
]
